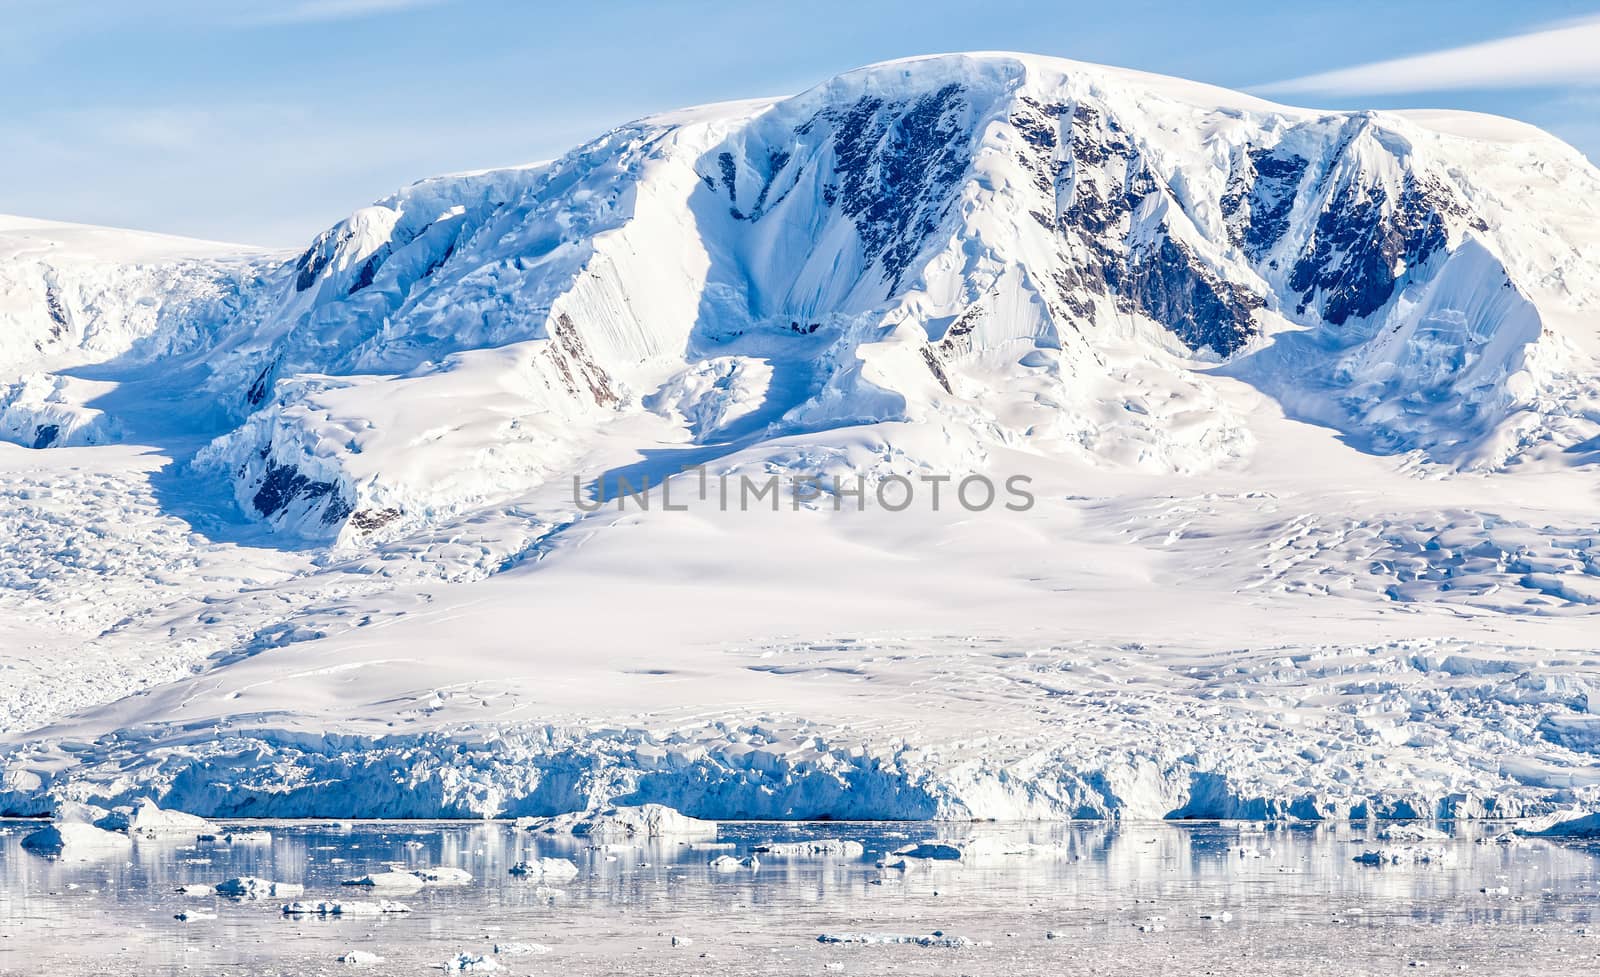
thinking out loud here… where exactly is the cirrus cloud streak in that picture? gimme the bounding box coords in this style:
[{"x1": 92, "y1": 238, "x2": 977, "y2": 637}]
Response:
[{"x1": 1255, "y1": 16, "x2": 1600, "y2": 96}]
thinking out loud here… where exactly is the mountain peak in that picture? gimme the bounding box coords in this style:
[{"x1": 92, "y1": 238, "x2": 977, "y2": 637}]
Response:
[{"x1": 4, "y1": 54, "x2": 1600, "y2": 538}]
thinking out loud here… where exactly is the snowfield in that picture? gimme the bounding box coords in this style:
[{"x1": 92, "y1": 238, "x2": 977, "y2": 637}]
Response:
[{"x1": 3, "y1": 53, "x2": 1600, "y2": 823}]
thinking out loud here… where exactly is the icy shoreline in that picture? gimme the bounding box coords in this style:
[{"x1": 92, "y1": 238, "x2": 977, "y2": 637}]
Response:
[
  {"x1": 9, "y1": 629, "x2": 1600, "y2": 823},
  {"x1": 3, "y1": 718, "x2": 1592, "y2": 824}
]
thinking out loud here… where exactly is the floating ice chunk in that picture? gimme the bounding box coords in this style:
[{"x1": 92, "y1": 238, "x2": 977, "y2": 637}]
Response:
[
  {"x1": 508, "y1": 857, "x2": 579, "y2": 882},
  {"x1": 709, "y1": 854, "x2": 759, "y2": 872},
  {"x1": 282, "y1": 900, "x2": 412, "y2": 916},
  {"x1": 1352, "y1": 846, "x2": 1455, "y2": 865},
  {"x1": 1518, "y1": 810, "x2": 1600, "y2": 838},
  {"x1": 1377, "y1": 824, "x2": 1449, "y2": 842},
  {"x1": 91, "y1": 808, "x2": 133, "y2": 832},
  {"x1": 817, "y1": 933, "x2": 985, "y2": 948},
  {"x1": 443, "y1": 953, "x2": 502, "y2": 972},
  {"x1": 128, "y1": 800, "x2": 218, "y2": 839},
  {"x1": 892, "y1": 841, "x2": 965, "y2": 861},
  {"x1": 177, "y1": 884, "x2": 215, "y2": 897},
  {"x1": 527, "y1": 804, "x2": 717, "y2": 841},
  {"x1": 174, "y1": 910, "x2": 216, "y2": 922},
  {"x1": 753, "y1": 840, "x2": 865, "y2": 858},
  {"x1": 492, "y1": 943, "x2": 551, "y2": 956},
  {"x1": 337, "y1": 950, "x2": 384, "y2": 965},
  {"x1": 890, "y1": 837, "x2": 1068, "y2": 864},
  {"x1": 216, "y1": 877, "x2": 304, "y2": 899},
  {"x1": 21, "y1": 822, "x2": 132, "y2": 860},
  {"x1": 222, "y1": 830, "x2": 272, "y2": 845},
  {"x1": 341, "y1": 871, "x2": 425, "y2": 892},
  {"x1": 53, "y1": 802, "x2": 112, "y2": 826},
  {"x1": 410, "y1": 866, "x2": 473, "y2": 885},
  {"x1": 670, "y1": 936, "x2": 693, "y2": 947}
]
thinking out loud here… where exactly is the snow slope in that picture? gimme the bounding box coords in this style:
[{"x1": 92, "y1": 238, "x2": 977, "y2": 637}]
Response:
[{"x1": 3, "y1": 53, "x2": 1600, "y2": 821}]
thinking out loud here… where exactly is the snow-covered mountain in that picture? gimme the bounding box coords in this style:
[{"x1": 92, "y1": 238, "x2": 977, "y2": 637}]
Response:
[
  {"x1": 4, "y1": 54, "x2": 1600, "y2": 822},
  {"x1": 9, "y1": 54, "x2": 1599, "y2": 540}
]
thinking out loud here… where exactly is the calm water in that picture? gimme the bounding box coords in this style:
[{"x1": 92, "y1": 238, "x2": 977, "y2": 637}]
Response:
[{"x1": 1, "y1": 819, "x2": 1597, "y2": 975}]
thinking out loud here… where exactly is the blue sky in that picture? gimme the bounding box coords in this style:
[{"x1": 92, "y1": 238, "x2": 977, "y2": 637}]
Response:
[{"x1": 4, "y1": 0, "x2": 1598, "y2": 247}]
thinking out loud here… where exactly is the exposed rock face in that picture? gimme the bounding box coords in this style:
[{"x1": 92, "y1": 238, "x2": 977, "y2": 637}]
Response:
[
  {"x1": 809, "y1": 82, "x2": 973, "y2": 289},
  {"x1": 249, "y1": 458, "x2": 351, "y2": 527}
]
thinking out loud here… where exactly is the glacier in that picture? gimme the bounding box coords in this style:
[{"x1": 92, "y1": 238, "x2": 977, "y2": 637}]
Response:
[{"x1": 3, "y1": 53, "x2": 1600, "y2": 822}]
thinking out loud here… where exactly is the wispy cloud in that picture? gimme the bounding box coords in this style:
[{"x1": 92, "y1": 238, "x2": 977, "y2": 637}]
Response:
[{"x1": 1255, "y1": 16, "x2": 1600, "y2": 96}]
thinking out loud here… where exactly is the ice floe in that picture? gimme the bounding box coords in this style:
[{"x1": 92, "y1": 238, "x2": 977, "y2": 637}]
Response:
[
  {"x1": 492, "y1": 943, "x2": 551, "y2": 956},
  {"x1": 508, "y1": 857, "x2": 579, "y2": 882},
  {"x1": 173, "y1": 910, "x2": 216, "y2": 922},
  {"x1": 753, "y1": 839, "x2": 865, "y2": 857},
  {"x1": 282, "y1": 900, "x2": 412, "y2": 916},
  {"x1": 886, "y1": 837, "x2": 1071, "y2": 866},
  {"x1": 410, "y1": 866, "x2": 473, "y2": 885},
  {"x1": 20, "y1": 822, "x2": 132, "y2": 859},
  {"x1": 817, "y1": 932, "x2": 986, "y2": 947},
  {"x1": 1520, "y1": 810, "x2": 1600, "y2": 838},
  {"x1": 216, "y1": 877, "x2": 304, "y2": 899},
  {"x1": 443, "y1": 953, "x2": 503, "y2": 971},
  {"x1": 527, "y1": 804, "x2": 717, "y2": 841},
  {"x1": 341, "y1": 870, "x2": 425, "y2": 892},
  {"x1": 1352, "y1": 846, "x2": 1456, "y2": 866},
  {"x1": 127, "y1": 800, "x2": 217, "y2": 839}
]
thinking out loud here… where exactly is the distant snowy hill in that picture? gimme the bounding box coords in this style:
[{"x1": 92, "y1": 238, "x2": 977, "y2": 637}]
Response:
[{"x1": 4, "y1": 54, "x2": 1600, "y2": 822}]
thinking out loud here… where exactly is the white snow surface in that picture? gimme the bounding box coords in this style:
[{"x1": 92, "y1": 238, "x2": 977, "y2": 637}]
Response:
[{"x1": 4, "y1": 53, "x2": 1600, "y2": 823}]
